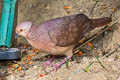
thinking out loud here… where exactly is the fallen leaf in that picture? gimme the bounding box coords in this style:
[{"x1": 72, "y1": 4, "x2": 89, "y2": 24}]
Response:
[
  {"x1": 101, "y1": 5, "x2": 105, "y2": 10},
  {"x1": 64, "y1": 5, "x2": 71, "y2": 14},
  {"x1": 26, "y1": 56, "x2": 31, "y2": 60},
  {"x1": 79, "y1": 51, "x2": 83, "y2": 56},
  {"x1": 76, "y1": 51, "x2": 84, "y2": 56},
  {"x1": 40, "y1": 74, "x2": 44, "y2": 77},
  {"x1": 64, "y1": 5, "x2": 71, "y2": 9},
  {"x1": 24, "y1": 44, "x2": 27, "y2": 48},
  {"x1": 32, "y1": 48, "x2": 39, "y2": 53},
  {"x1": 112, "y1": 8, "x2": 117, "y2": 13},
  {"x1": 88, "y1": 42, "x2": 94, "y2": 48},
  {"x1": 17, "y1": 66, "x2": 22, "y2": 71},
  {"x1": 28, "y1": 61, "x2": 32, "y2": 64},
  {"x1": 99, "y1": 4, "x2": 107, "y2": 13},
  {"x1": 13, "y1": 64, "x2": 19, "y2": 68},
  {"x1": 8, "y1": 65, "x2": 11, "y2": 68},
  {"x1": 30, "y1": 53, "x2": 35, "y2": 56}
]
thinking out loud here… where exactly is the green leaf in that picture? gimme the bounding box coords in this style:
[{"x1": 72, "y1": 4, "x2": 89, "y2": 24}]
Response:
[
  {"x1": 65, "y1": 59, "x2": 69, "y2": 69},
  {"x1": 85, "y1": 62, "x2": 94, "y2": 72}
]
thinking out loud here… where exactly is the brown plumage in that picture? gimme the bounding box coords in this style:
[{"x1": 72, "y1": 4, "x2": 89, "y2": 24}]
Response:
[{"x1": 16, "y1": 14, "x2": 111, "y2": 71}]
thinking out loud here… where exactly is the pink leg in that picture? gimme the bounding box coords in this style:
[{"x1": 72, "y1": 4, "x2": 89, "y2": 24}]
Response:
[
  {"x1": 42, "y1": 56, "x2": 56, "y2": 67},
  {"x1": 52, "y1": 56, "x2": 72, "y2": 71}
]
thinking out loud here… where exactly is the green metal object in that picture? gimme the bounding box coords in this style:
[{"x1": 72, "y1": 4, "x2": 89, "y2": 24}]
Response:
[{"x1": 0, "y1": 0, "x2": 17, "y2": 47}]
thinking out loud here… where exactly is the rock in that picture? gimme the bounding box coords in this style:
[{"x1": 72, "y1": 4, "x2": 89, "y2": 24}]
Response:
[{"x1": 29, "y1": 4, "x2": 33, "y2": 8}]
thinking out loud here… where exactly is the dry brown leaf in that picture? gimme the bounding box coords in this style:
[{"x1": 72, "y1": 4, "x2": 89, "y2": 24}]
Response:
[
  {"x1": 26, "y1": 56, "x2": 31, "y2": 60},
  {"x1": 32, "y1": 48, "x2": 39, "y2": 53},
  {"x1": 64, "y1": 5, "x2": 71, "y2": 9},
  {"x1": 88, "y1": 42, "x2": 94, "y2": 48},
  {"x1": 112, "y1": 8, "x2": 117, "y2": 13},
  {"x1": 24, "y1": 44, "x2": 27, "y2": 48},
  {"x1": 17, "y1": 67, "x2": 22, "y2": 71},
  {"x1": 40, "y1": 74, "x2": 45, "y2": 77},
  {"x1": 13, "y1": 64, "x2": 19, "y2": 68}
]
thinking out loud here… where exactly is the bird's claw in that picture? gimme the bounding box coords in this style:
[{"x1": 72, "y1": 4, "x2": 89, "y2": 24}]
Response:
[
  {"x1": 42, "y1": 56, "x2": 56, "y2": 68},
  {"x1": 42, "y1": 61, "x2": 53, "y2": 68},
  {"x1": 50, "y1": 64, "x2": 61, "y2": 72}
]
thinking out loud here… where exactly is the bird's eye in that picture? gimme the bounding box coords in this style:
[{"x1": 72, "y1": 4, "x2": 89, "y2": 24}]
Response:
[{"x1": 20, "y1": 29, "x2": 23, "y2": 31}]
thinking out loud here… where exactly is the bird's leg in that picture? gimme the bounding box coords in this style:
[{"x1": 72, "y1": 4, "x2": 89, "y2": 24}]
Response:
[
  {"x1": 51, "y1": 47, "x2": 73, "y2": 71},
  {"x1": 42, "y1": 56, "x2": 56, "y2": 67},
  {"x1": 52, "y1": 56, "x2": 72, "y2": 71}
]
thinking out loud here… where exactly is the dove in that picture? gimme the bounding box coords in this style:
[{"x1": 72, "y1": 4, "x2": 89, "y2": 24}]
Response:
[{"x1": 15, "y1": 14, "x2": 111, "y2": 71}]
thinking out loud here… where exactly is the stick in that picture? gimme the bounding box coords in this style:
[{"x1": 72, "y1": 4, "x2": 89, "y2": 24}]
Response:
[
  {"x1": 89, "y1": 0, "x2": 99, "y2": 16},
  {"x1": 73, "y1": 18, "x2": 120, "y2": 53}
]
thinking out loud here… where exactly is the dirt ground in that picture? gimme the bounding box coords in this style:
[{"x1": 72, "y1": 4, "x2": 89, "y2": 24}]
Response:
[{"x1": 0, "y1": 0, "x2": 120, "y2": 80}]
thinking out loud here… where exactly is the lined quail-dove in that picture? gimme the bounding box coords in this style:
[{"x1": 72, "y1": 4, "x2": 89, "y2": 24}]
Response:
[{"x1": 15, "y1": 14, "x2": 111, "y2": 71}]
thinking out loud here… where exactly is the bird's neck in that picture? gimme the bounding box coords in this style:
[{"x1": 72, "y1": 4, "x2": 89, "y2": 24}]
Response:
[
  {"x1": 29, "y1": 24, "x2": 38, "y2": 32},
  {"x1": 26, "y1": 24, "x2": 39, "y2": 39}
]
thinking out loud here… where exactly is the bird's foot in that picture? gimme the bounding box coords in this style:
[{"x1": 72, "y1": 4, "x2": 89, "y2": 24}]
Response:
[
  {"x1": 52, "y1": 64, "x2": 62, "y2": 71},
  {"x1": 42, "y1": 61, "x2": 52, "y2": 67},
  {"x1": 51, "y1": 56, "x2": 72, "y2": 72},
  {"x1": 42, "y1": 56, "x2": 56, "y2": 68}
]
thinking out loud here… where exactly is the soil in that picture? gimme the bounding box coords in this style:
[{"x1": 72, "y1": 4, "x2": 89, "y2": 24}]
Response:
[{"x1": 0, "y1": 0, "x2": 120, "y2": 80}]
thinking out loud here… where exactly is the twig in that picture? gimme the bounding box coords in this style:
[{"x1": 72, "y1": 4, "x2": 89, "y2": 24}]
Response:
[
  {"x1": 89, "y1": 0, "x2": 99, "y2": 16},
  {"x1": 73, "y1": 18, "x2": 120, "y2": 53},
  {"x1": 95, "y1": 56, "x2": 107, "y2": 70},
  {"x1": 104, "y1": 44, "x2": 120, "y2": 58},
  {"x1": 105, "y1": 49, "x2": 118, "y2": 58}
]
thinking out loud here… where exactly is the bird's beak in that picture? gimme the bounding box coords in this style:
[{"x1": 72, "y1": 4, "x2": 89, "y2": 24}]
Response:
[{"x1": 14, "y1": 33, "x2": 19, "y2": 39}]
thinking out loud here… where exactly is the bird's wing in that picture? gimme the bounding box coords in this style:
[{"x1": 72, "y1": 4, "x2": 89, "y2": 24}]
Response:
[
  {"x1": 48, "y1": 26, "x2": 69, "y2": 46},
  {"x1": 48, "y1": 15, "x2": 90, "y2": 47}
]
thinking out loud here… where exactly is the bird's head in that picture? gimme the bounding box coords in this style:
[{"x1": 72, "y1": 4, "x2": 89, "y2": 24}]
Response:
[{"x1": 15, "y1": 22, "x2": 32, "y2": 38}]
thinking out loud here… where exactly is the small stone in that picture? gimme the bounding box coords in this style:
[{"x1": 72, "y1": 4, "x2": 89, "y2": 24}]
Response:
[
  {"x1": 29, "y1": 4, "x2": 32, "y2": 8},
  {"x1": 82, "y1": 57, "x2": 89, "y2": 62},
  {"x1": 45, "y1": 6, "x2": 50, "y2": 9},
  {"x1": 107, "y1": 58, "x2": 114, "y2": 62}
]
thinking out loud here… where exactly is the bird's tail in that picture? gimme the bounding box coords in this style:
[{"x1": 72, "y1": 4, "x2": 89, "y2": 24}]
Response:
[{"x1": 90, "y1": 17, "x2": 112, "y2": 28}]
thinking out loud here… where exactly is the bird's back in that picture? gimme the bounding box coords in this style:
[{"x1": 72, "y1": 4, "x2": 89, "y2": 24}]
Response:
[{"x1": 42, "y1": 14, "x2": 90, "y2": 46}]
